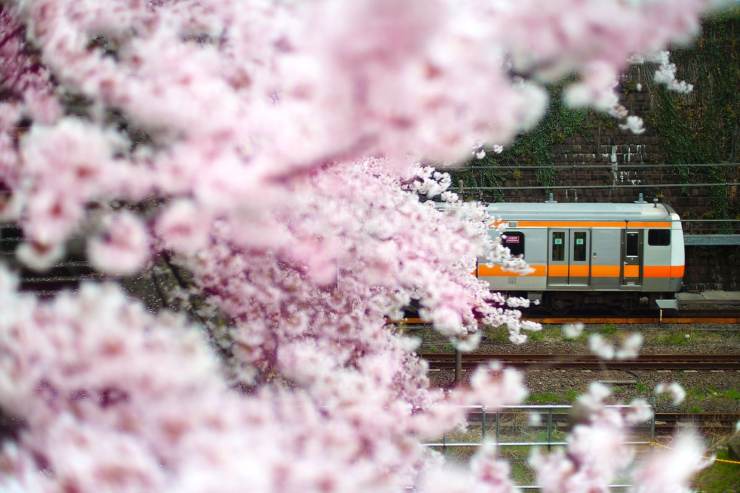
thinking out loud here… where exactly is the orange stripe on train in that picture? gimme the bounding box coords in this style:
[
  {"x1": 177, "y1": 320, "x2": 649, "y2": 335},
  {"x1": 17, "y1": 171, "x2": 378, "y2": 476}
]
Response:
[
  {"x1": 591, "y1": 265, "x2": 620, "y2": 277},
  {"x1": 503, "y1": 221, "x2": 672, "y2": 228},
  {"x1": 623, "y1": 265, "x2": 640, "y2": 278},
  {"x1": 477, "y1": 264, "x2": 547, "y2": 277},
  {"x1": 644, "y1": 265, "x2": 685, "y2": 278},
  {"x1": 477, "y1": 264, "x2": 684, "y2": 278},
  {"x1": 547, "y1": 265, "x2": 568, "y2": 277}
]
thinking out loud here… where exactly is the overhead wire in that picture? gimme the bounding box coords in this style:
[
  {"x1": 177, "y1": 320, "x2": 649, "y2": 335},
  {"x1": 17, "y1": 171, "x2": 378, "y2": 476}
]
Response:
[
  {"x1": 452, "y1": 182, "x2": 740, "y2": 190},
  {"x1": 462, "y1": 162, "x2": 740, "y2": 170}
]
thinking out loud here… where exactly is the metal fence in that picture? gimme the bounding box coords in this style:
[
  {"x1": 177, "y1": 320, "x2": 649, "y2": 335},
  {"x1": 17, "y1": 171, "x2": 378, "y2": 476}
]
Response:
[{"x1": 424, "y1": 404, "x2": 655, "y2": 491}]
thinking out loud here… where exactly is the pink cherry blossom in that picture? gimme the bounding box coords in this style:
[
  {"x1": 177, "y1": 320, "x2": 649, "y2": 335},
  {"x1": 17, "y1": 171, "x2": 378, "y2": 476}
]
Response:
[
  {"x1": 0, "y1": 1, "x2": 724, "y2": 491},
  {"x1": 155, "y1": 199, "x2": 211, "y2": 255},
  {"x1": 88, "y1": 211, "x2": 150, "y2": 275},
  {"x1": 631, "y1": 431, "x2": 712, "y2": 493}
]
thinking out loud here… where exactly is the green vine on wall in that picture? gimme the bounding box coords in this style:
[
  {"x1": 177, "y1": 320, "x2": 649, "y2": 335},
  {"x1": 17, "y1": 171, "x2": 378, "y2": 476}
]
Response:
[
  {"x1": 452, "y1": 12, "x2": 738, "y2": 217},
  {"x1": 647, "y1": 12, "x2": 739, "y2": 223},
  {"x1": 452, "y1": 86, "x2": 588, "y2": 201}
]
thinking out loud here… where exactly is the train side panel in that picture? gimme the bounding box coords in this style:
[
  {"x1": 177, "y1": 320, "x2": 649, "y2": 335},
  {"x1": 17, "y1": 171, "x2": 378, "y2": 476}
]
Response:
[
  {"x1": 591, "y1": 228, "x2": 621, "y2": 290},
  {"x1": 478, "y1": 203, "x2": 685, "y2": 296},
  {"x1": 643, "y1": 227, "x2": 673, "y2": 291}
]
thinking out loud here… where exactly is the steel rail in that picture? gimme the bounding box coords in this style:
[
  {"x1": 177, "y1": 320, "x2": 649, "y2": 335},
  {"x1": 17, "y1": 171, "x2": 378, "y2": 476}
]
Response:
[
  {"x1": 463, "y1": 410, "x2": 739, "y2": 421},
  {"x1": 462, "y1": 410, "x2": 739, "y2": 432},
  {"x1": 421, "y1": 353, "x2": 740, "y2": 370},
  {"x1": 397, "y1": 315, "x2": 740, "y2": 325}
]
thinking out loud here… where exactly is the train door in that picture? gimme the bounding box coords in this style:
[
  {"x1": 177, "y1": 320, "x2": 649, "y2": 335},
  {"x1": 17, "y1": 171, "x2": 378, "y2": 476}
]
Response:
[
  {"x1": 548, "y1": 229, "x2": 591, "y2": 286},
  {"x1": 547, "y1": 229, "x2": 568, "y2": 285},
  {"x1": 569, "y1": 230, "x2": 591, "y2": 286},
  {"x1": 621, "y1": 230, "x2": 643, "y2": 286}
]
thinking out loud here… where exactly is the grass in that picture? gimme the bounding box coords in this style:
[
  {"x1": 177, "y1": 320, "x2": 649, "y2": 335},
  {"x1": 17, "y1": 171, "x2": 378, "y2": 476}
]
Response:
[
  {"x1": 716, "y1": 388, "x2": 740, "y2": 401},
  {"x1": 483, "y1": 325, "x2": 589, "y2": 345},
  {"x1": 527, "y1": 389, "x2": 580, "y2": 404},
  {"x1": 599, "y1": 323, "x2": 618, "y2": 335},
  {"x1": 695, "y1": 387, "x2": 740, "y2": 402},
  {"x1": 654, "y1": 331, "x2": 691, "y2": 346},
  {"x1": 527, "y1": 330, "x2": 546, "y2": 342},
  {"x1": 678, "y1": 386, "x2": 740, "y2": 412},
  {"x1": 635, "y1": 382, "x2": 650, "y2": 394},
  {"x1": 435, "y1": 426, "x2": 572, "y2": 487},
  {"x1": 509, "y1": 460, "x2": 535, "y2": 486},
  {"x1": 564, "y1": 389, "x2": 580, "y2": 401},
  {"x1": 484, "y1": 327, "x2": 512, "y2": 344},
  {"x1": 693, "y1": 449, "x2": 740, "y2": 493},
  {"x1": 527, "y1": 392, "x2": 562, "y2": 404}
]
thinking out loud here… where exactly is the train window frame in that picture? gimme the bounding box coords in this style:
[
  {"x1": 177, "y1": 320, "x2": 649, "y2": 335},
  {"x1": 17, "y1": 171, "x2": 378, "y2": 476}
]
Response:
[
  {"x1": 625, "y1": 232, "x2": 639, "y2": 257},
  {"x1": 501, "y1": 231, "x2": 525, "y2": 257},
  {"x1": 573, "y1": 232, "x2": 587, "y2": 261},
  {"x1": 648, "y1": 229, "x2": 671, "y2": 246},
  {"x1": 551, "y1": 232, "x2": 565, "y2": 261}
]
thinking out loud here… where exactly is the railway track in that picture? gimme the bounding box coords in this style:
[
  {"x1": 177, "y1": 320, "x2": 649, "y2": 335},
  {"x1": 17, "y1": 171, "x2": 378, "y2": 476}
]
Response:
[
  {"x1": 464, "y1": 411, "x2": 739, "y2": 435},
  {"x1": 399, "y1": 314, "x2": 740, "y2": 325},
  {"x1": 528, "y1": 315, "x2": 740, "y2": 324},
  {"x1": 655, "y1": 412, "x2": 739, "y2": 433},
  {"x1": 422, "y1": 353, "x2": 740, "y2": 370}
]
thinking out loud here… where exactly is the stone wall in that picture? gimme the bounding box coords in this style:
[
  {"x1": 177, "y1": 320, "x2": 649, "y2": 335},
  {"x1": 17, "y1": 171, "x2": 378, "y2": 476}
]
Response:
[{"x1": 685, "y1": 246, "x2": 740, "y2": 291}]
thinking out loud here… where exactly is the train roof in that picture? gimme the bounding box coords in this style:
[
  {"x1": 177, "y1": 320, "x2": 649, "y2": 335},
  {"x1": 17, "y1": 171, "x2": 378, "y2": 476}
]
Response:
[{"x1": 485, "y1": 202, "x2": 677, "y2": 221}]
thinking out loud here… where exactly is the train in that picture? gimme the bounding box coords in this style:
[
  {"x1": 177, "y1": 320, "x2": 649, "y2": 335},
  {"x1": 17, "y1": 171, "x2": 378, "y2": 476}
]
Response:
[{"x1": 480, "y1": 201, "x2": 685, "y2": 311}]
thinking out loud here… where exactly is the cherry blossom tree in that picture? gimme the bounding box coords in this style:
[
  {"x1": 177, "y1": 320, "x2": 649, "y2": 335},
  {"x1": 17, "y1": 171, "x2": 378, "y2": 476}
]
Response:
[{"x1": 0, "y1": 1, "x2": 723, "y2": 491}]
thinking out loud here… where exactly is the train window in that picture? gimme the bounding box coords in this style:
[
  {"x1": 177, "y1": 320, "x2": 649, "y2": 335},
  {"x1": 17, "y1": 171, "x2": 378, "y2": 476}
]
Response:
[
  {"x1": 502, "y1": 231, "x2": 525, "y2": 256},
  {"x1": 648, "y1": 229, "x2": 670, "y2": 246},
  {"x1": 573, "y1": 232, "x2": 587, "y2": 261},
  {"x1": 626, "y1": 232, "x2": 639, "y2": 256},
  {"x1": 551, "y1": 232, "x2": 565, "y2": 261}
]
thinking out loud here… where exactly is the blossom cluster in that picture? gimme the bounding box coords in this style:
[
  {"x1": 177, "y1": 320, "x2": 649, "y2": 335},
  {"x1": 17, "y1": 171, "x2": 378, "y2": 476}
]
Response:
[
  {"x1": 0, "y1": 0, "x2": 714, "y2": 274},
  {"x1": 0, "y1": 267, "x2": 537, "y2": 492},
  {"x1": 631, "y1": 50, "x2": 695, "y2": 94},
  {"x1": 0, "y1": 0, "x2": 722, "y2": 491},
  {"x1": 0, "y1": 269, "x2": 707, "y2": 493},
  {"x1": 532, "y1": 382, "x2": 707, "y2": 493}
]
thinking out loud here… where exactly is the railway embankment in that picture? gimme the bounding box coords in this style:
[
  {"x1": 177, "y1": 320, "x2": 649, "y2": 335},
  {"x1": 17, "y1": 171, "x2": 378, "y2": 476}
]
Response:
[{"x1": 418, "y1": 323, "x2": 740, "y2": 414}]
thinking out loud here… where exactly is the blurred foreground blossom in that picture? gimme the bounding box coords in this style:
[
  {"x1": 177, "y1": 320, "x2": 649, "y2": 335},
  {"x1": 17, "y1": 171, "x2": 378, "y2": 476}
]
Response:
[
  {"x1": 631, "y1": 431, "x2": 712, "y2": 493},
  {"x1": 589, "y1": 332, "x2": 644, "y2": 360},
  {"x1": 562, "y1": 322, "x2": 584, "y2": 339},
  {"x1": 0, "y1": 0, "x2": 722, "y2": 491},
  {"x1": 655, "y1": 382, "x2": 687, "y2": 405}
]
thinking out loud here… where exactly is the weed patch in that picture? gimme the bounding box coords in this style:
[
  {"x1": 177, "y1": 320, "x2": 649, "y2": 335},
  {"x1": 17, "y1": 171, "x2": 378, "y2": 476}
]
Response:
[
  {"x1": 693, "y1": 449, "x2": 740, "y2": 492},
  {"x1": 600, "y1": 324, "x2": 618, "y2": 335},
  {"x1": 654, "y1": 332, "x2": 690, "y2": 346}
]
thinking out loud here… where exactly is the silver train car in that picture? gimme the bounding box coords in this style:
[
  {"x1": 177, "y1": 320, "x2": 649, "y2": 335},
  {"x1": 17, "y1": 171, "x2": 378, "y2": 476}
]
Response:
[{"x1": 479, "y1": 202, "x2": 685, "y2": 308}]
